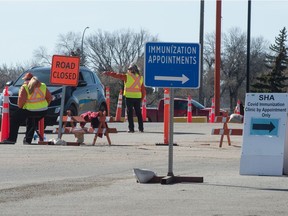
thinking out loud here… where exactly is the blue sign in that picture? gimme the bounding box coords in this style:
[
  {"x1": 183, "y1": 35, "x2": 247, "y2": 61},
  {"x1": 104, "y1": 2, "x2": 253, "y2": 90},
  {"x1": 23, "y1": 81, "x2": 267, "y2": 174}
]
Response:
[
  {"x1": 250, "y1": 118, "x2": 279, "y2": 136},
  {"x1": 144, "y1": 42, "x2": 200, "y2": 88}
]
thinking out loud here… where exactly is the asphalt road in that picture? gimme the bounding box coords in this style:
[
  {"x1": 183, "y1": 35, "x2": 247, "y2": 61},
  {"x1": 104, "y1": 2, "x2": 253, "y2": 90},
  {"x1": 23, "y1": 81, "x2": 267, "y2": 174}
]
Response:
[{"x1": 0, "y1": 122, "x2": 288, "y2": 216}]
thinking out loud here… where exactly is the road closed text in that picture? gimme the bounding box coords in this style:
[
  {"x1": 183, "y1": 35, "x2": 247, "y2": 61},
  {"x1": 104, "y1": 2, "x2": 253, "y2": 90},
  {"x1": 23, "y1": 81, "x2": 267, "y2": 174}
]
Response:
[
  {"x1": 52, "y1": 70, "x2": 77, "y2": 80},
  {"x1": 52, "y1": 61, "x2": 77, "y2": 79}
]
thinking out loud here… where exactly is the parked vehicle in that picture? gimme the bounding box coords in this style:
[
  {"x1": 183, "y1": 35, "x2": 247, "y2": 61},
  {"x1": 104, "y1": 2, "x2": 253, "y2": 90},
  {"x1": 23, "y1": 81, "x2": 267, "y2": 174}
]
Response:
[
  {"x1": 146, "y1": 98, "x2": 227, "y2": 122},
  {"x1": 0, "y1": 66, "x2": 107, "y2": 127}
]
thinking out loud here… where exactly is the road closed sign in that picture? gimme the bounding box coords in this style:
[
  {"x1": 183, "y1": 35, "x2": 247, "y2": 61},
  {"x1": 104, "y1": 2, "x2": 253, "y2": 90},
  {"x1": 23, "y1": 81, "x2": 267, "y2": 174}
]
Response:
[
  {"x1": 51, "y1": 55, "x2": 80, "y2": 86},
  {"x1": 240, "y1": 93, "x2": 288, "y2": 176}
]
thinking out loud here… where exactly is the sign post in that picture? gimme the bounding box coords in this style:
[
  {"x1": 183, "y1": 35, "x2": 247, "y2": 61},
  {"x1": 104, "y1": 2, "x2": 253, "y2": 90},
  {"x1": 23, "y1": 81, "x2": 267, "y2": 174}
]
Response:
[
  {"x1": 145, "y1": 42, "x2": 203, "y2": 184},
  {"x1": 51, "y1": 55, "x2": 80, "y2": 139}
]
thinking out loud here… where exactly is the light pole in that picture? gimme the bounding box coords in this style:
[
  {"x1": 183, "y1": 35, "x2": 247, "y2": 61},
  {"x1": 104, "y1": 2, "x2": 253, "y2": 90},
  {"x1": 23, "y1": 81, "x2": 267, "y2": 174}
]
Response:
[{"x1": 81, "y1": 26, "x2": 89, "y2": 64}]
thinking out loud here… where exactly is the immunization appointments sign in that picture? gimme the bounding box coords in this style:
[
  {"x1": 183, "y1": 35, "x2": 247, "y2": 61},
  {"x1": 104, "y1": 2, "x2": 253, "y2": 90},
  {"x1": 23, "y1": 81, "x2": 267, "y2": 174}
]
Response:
[
  {"x1": 144, "y1": 42, "x2": 200, "y2": 88},
  {"x1": 240, "y1": 93, "x2": 288, "y2": 176}
]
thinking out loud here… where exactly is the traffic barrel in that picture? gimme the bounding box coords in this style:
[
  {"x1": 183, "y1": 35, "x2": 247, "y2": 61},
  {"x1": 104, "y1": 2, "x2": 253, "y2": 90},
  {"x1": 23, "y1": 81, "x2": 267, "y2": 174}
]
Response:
[
  {"x1": 142, "y1": 96, "x2": 147, "y2": 122},
  {"x1": 187, "y1": 95, "x2": 192, "y2": 123},
  {"x1": 163, "y1": 88, "x2": 170, "y2": 144},
  {"x1": 209, "y1": 97, "x2": 215, "y2": 123},
  {"x1": 0, "y1": 86, "x2": 10, "y2": 142},
  {"x1": 105, "y1": 86, "x2": 110, "y2": 116},
  {"x1": 115, "y1": 90, "x2": 123, "y2": 122}
]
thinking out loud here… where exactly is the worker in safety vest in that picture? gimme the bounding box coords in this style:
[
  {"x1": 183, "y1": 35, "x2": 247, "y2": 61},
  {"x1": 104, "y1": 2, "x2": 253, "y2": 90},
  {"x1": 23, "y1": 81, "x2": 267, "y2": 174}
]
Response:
[
  {"x1": 1, "y1": 76, "x2": 52, "y2": 144},
  {"x1": 103, "y1": 63, "x2": 146, "y2": 133}
]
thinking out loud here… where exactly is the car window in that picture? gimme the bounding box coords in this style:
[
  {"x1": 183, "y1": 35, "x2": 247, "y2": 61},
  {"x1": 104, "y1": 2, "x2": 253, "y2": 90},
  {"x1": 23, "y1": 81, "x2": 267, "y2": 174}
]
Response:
[
  {"x1": 93, "y1": 72, "x2": 101, "y2": 85},
  {"x1": 192, "y1": 100, "x2": 205, "y2": 109},
  {"x1": 174, "y1": 100, "x2": 187, "y2": 111},
  {"x1": 81, "y1": 71, "x2": 94, "y2": 85},
  {"x1": 79, "y1": 72, "x2": 84, "y2": 81},
  {"x1": 14, "y1": 69, "x2": 57, "y2": 87}
]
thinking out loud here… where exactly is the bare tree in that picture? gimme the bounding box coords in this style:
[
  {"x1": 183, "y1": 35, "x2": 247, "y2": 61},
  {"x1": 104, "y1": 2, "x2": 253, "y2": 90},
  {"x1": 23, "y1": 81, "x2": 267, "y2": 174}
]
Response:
[
  {"x1": 55, "y1": 31, "x2": 81, "y2": 56},
  {"x1": 221, "y1": 28, "x2": 247, "y2": 111},
  {"x1": 33, "y1": 32, "x2": 83, "y2": 66},
  {"x1": 33, "y1": 46, "x2": 52, "y2": 66},
  {"x1": 86, "y1": 29, "x2": 158, "y2": 114},
  {"x1": 0, "y1": 64, "x2": 25, "y2": 91},
  {"x1": 221, "y1": 28, "x2": 268, "y2": 111},
  {"x1": 201, "y1": 28, "x2": 267, "y2": 111},
  {"x1": 87, "y1": 29, "x2": 157, "y2": 72},
  {"x1": 202, "y1": 32, "x2": 217, "y2": 106}
]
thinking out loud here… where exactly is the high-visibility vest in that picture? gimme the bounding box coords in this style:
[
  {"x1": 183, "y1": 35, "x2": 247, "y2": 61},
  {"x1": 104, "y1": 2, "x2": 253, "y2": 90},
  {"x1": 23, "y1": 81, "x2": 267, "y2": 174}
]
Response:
[
  {"x1": 23, "y1": 83, "x2": 48, "y2": 111},
  {"x1": 124, "y1": 72, "x2": 143, "y2": 98}
]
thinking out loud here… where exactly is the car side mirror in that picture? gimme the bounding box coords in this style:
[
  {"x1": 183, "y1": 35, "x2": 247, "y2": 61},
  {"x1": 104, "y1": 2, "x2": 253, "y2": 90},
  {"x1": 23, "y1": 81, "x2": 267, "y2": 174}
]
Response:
[
  {"x1": 5, "y1": 81, "x2": 13, "y2": 86},
  {"x1": 78, "y1": 80, "x2": 87, "y2": 87}
]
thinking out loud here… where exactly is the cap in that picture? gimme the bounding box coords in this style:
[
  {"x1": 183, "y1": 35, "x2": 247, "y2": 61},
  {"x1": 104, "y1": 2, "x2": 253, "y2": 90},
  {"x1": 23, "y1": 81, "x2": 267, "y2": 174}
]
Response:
[
  {"x1": 22, "y1": 72, "x2": 33, "y2": 80},
  {"x1": 128, "y1": 63, "x2": 139, "y2": 73}
]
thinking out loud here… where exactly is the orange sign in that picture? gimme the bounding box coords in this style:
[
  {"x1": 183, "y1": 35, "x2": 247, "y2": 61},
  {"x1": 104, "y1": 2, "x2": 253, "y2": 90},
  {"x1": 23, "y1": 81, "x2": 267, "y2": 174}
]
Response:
[{"x1": 50, "y1": 55, "x2": 80, "y2": 86}]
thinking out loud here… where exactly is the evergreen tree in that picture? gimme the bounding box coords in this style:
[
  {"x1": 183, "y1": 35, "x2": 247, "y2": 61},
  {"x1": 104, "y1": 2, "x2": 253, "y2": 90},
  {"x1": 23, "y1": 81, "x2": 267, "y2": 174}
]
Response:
[{"x1": 251, "y1": 27, "x2": 288, "y2": 92}]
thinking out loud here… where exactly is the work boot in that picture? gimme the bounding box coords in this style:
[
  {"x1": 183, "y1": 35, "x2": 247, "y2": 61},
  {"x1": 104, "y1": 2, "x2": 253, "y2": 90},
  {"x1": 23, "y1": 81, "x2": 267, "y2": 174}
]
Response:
[
  {"x1": 23, "y1": 137, "x2": 32, "y2": 145},
  {"x1": 0, "y1": 140, "x2": 15, "y2": 144}
]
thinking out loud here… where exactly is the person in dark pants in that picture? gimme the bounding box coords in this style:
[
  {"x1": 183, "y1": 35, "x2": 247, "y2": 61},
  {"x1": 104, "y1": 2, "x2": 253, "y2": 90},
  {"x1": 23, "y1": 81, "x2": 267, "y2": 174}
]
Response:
[
  {"x1": 104, "y1": 63, "x2": 146, "y2": 133},
  {"x1": 1, "y1": 76, "x2": 52, "y2": 144}
]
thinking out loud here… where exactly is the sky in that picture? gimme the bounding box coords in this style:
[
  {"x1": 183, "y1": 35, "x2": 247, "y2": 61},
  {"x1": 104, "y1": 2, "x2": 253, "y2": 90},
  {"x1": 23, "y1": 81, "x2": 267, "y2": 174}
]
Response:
[{"x1": 0, "y1": 0, "x2": 288, "y2": 66}]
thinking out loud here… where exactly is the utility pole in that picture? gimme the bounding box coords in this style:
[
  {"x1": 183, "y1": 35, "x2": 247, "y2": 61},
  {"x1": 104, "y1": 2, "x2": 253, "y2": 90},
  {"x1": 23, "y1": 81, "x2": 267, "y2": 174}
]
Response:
[
  {"x1": 214, "y1": 0, "x2": 222, "y2": 117},
  {"x1": 198, "y1": 0, "x2": 205, "y2": 105},
  {"x1": 246, "y1": 0, "x2": 251, "y2": 93}
]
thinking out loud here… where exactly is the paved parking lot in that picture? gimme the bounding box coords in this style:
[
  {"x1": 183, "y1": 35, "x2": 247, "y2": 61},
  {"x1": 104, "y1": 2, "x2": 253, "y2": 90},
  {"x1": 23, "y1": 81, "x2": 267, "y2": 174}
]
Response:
[{"x1": 0, "y1": 122, "x2": 288, "y2": 216}]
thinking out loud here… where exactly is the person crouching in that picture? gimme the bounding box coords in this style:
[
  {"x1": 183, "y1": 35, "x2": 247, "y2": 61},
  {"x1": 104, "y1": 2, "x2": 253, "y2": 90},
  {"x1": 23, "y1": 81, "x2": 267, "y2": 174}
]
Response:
[{"x1": 1, "y1": 76, "x2": 52, "y2": 144}]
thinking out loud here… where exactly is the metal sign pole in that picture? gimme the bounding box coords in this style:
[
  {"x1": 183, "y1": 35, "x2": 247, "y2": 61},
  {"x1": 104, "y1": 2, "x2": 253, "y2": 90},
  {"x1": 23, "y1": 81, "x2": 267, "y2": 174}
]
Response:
[
  {"x1": 57, "y1": 86, "x2": 66, "y2": 139},
  {"x1": 144, "y1": 42, "x2": 203, "y2": 184},
  {"x1": 168, "y1": 88, "x2": 174, "y2": 176}
]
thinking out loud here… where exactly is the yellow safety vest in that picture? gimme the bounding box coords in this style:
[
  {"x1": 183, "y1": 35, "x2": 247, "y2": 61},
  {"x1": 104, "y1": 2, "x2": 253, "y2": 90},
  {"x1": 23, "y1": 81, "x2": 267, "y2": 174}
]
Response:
[
  {"x1": 124, "y1": 72, "x2": 143, "y2": 98},
  {"x1": 23, "y1": 83, "x2": 48, "y2": 111}
]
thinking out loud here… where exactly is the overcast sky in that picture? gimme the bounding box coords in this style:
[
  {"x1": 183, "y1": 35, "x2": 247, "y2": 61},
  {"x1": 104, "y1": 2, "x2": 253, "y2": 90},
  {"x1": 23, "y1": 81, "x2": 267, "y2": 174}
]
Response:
[{"x1": 0, "y1": 0, "x2": 287, "y2": 66}]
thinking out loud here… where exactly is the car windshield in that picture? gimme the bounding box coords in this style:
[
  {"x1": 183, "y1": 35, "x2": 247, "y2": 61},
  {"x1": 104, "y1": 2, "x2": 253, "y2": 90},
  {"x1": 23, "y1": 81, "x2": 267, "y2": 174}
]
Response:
[
  {"x1": 192, "y1": 100, "x2": 205, "y2": 109},
  {"x1": 14, "y1": 69, "x2": 60, "y2": 87}
]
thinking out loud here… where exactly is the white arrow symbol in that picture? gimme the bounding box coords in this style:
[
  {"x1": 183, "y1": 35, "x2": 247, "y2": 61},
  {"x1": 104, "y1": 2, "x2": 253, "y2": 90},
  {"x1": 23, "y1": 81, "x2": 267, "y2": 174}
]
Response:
[{"x1": 154, "y1": 74, "x2": 189, "y2": 84}]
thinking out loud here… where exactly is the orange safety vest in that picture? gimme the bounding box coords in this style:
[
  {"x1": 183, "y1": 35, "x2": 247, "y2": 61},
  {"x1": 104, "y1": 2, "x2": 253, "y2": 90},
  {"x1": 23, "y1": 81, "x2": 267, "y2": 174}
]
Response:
[{"x1": 124, "y1": 72, "x2": 143, "y2": 98}]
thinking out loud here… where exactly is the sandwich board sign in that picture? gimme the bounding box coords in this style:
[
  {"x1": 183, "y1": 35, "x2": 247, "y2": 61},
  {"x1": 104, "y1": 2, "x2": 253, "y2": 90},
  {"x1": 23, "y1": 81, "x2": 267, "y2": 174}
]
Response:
[{"x1": 240, "y1": 93, "x2": 288, "y2": 176}]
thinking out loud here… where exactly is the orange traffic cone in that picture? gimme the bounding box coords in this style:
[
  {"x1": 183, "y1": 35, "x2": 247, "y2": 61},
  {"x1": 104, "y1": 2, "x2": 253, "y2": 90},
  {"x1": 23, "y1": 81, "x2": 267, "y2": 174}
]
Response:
[
  {"x1": 187, "y1": 95, "x2": 192, "y2": 123},
  {"x1": 163, "y1": 88, "x2": 170, "y2": 144},
  {"x1": 235, "y1": 99, "x2": 241, "y2": 114},
  {"x1": 38, "y1": 118, "x2": 45, "y2": 142},
  {"x1": 105, "y1": 86, "x2": 110, "y2": 116},
  {"x1": 115, "y1": 90, "x2": 123, "y2": 122},
  {"x1": 209, "y1": 97, "x2": 215, "y2": 123},
  {"x1": 0, "y1": 86, "x2": 10, "y2": 142},
  {"x1": 142, "y1": 96, "x2": 147, "y2": 122}
]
